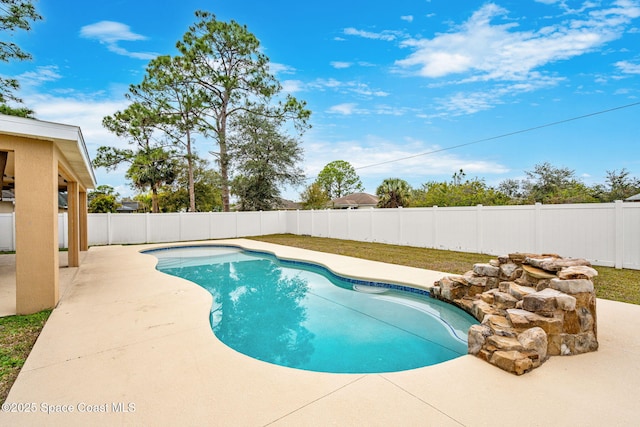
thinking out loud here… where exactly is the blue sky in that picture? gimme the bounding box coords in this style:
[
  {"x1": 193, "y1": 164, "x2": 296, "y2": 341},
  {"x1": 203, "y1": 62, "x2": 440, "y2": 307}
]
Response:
[{"x1": 3, "y1": 0, "x2": 640, "y2": 200}]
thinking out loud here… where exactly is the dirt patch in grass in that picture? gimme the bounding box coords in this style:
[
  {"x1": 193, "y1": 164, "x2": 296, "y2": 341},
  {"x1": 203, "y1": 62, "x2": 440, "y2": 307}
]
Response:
[
  {"x1": 0, "y1": 310, "x2": 51, "y2": 403},
  {"x1": 251, "y1": 234, "x2": 640, "y2": 305}
]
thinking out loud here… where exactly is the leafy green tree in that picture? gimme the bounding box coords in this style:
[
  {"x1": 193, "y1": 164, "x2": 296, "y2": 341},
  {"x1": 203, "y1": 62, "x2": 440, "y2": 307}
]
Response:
[
  {"x1": 376, "y1": 178, "x2": 412, "y2": 208},
  {"x1": 414, "y1": 170, "x2": 509, "y2": 207},
  {"x1": 522, "y1": 162, "x2": 596, "y2": 204},
  {"x1": 229, "y1": 109, "x2": 305, "y2": 211},
  {"x1": 0, "y1": 103, "x2": 33, "y2": 117},
  {"x1": 176, "y1": 10, "x2": 310, "y2": 212},
  {"x1": 0, "y1": 0, "x2": 41, "y2": 104},
  {"x1": 88, "y1": 185, "x2": 120, "y2": 213},
  {"x1": 126, "y1": 146, "x2": 178, "y2": 212},
  {"x1": 315, "y1": 160, "x2": 364, "y2": 199},
  {"x1": 300, "y1": 182, "x2": 330, "y2": 209},
  {"x1": 128, "y1": 54, "x2": 208, "y2": 212},
  {"x1": 133, "y1": 193, "x2": 152, "y2": 213},
  {"x1": 96, "y1": 102, "x2": 178, "y2": 213},
  {"x1": 592, "y1": 168, "x2": 640, "y2": 202},
  {"x1": 158, "y1": 157, "x2": 222, "y2": 212},
  {"x1": 497, "y1": 178, "x2": 527, "y2": 204}
]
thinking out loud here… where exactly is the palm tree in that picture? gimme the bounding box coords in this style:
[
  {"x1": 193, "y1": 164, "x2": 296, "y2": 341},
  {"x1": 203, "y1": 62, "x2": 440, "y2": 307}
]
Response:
[
  {"x1": 376, "y1": 178, "x2": 412, "y2": 208},
  {"x1": 126, "y1": 147, "x2": 177, "y2": 213}
]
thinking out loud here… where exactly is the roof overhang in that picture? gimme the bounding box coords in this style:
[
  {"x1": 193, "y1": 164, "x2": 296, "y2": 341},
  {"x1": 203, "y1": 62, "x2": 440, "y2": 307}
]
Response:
[{"x1": 0, "y1": 114, "x2": 97, "y2": 190}]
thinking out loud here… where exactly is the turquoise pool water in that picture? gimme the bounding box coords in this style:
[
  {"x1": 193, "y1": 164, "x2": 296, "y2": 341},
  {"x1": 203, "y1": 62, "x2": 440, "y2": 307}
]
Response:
[{"x1": 146, "y1": 245, "x2": 477, "y2": 373}]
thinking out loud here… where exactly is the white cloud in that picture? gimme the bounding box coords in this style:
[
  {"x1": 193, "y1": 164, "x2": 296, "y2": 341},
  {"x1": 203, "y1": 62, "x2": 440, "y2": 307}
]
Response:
[
  {"x1": 401, "y1": 15, "x2": 414, "y2": 23},
  {"x1": 390, "y1": 1, "x2": 639, "y2": 117},
  {"x1": 305, "y1": 79, "x2": 389, "y2": 99},
  {"x1": 343, "y1": 27, "x2": 399, "y2": 41},
  {"x1": 357, "y1": 61, "x2": 376, "y2": 67},
  {"x1": 269, "y1": 62, "x2": 296, "y2": 74},
  {"x1": 27, "y1": 93, "x2": 128, "y2": 149},
  {"x1": 315, "y1": 78, "x2": 342, "y2": 89},
  {"x1": 330, "y1": 61, "x2": 352, "y2": 69},
  {"x1": 327, "y1": 103, "x2": 358, "y2": 115},
  {"x1": 80, "y1": 21, "x2": 157, "y2": 60},
  {"x1": 433, "y1": 76, "x2": 563, "y2": 116},
  {"x1": 80, "y1": 21, "x2": 145, "y2": 43},
  {"x1": 17, "y1": 65, "x2": 62, "y2": 87},
  {"x1": 350, "y1": 83, "x2": 390, "y2": 97},
  {"x1": 616, "y1": 60, "x2": 640, "y2": 73},
  {"x1": 395, "y1": 1, "x2": 640, "y2": 82},
  {"x1": 281, "y1": 79, "x2": 304, "y2": 93}
]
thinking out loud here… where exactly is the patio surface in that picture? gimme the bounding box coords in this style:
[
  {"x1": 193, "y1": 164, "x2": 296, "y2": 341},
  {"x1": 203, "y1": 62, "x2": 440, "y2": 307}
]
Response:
[{"x1": 1, "y1": 239, "x2": 639, "y2": 426}]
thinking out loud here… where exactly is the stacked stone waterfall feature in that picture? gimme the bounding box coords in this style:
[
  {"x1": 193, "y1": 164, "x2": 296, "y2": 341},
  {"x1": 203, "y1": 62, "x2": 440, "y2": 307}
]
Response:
[{"x1": 430, "y1": 253, "x2": 599, "y2": 375}]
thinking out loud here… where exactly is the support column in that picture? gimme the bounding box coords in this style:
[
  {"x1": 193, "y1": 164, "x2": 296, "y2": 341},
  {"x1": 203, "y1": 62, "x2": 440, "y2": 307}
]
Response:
[
  {"x1": 67, "y1": 181, "x2": 80, "y2": 267},
  {"x1": 79, "y1": 190, "x2": 88, "y2": 251},
  {"x1": 15, "y1": 142, "x2": 59, "y2": 314}
]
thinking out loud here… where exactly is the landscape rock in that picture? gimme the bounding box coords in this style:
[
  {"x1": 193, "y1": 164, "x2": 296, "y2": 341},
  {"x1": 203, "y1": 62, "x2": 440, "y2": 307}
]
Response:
[
  {"x1": 508, "y1": 283, "x2": 537, "y2": 300},
  {"x1": 507, "y1": 308, "x2": 563, "y2": 335},
  {"x1": 523, "y1": 288, "x2": 576, "y2": 313},
  {"x1": 525, "y1": 257, "x2": 558, "y2": 270},
  {"x1": 517, "y1": 327, "x2": 548, "y2": 361},
  {"x1": 493, "y1": 291, "x2": 519, "y2": 310},
  {"x1": 438, "y1": 276, "x2": 466, "y2": 300},
  {"x1": 468, "y1": 324, "x2": 491, "y2": 355},
  {"x1": 557, "y1": 266, "x2": 599, "y2": 280},
  {"x1": 486, "y1": 335, "x2": 523, "y2": 351},
  {"x1": 550, "y1": 278, "x2": 594, "y2": 294},
  {"x1": 482, "y1": 315, "x2": 517, "y2": 337},
  {"x1": 509, "y1": 253, "x2": 540, "y2": 264},
  {"x1": 473, "y1": 263, "x2": 500, "y2": 277},
  {"x1": 471, "y1": 299, "x2": 502, "y2": 321},
  {"x1": 432, "y1": 252, "x2": 598, "y2": 375},
  {"x1": 522, "y1": 264, "x2": 557, "y2": 279},
  {"x1": 540, "y1": 258, "x2": 591, "y2": 271},
  {"x1": 490, "y1": 350, "x2": 534, "y2": 375},
  {"x1": 500, "y1": 263, "x2": 522, "y2": 281}
]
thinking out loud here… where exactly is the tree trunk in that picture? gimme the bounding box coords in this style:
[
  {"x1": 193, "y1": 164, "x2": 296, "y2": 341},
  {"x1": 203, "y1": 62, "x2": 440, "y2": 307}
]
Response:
[
  {"x1": 220, "y1": 141, "x2": 230, "y2": 212},
  {"x1": 152, "y1": 186, "x2": 159, "y2": 213},
  {"x1": 186, "y1": 129, "x2": 196, "y2": 212},
  {"x1": 219, "y1": 108, "x2": 230, "y2": 212}
]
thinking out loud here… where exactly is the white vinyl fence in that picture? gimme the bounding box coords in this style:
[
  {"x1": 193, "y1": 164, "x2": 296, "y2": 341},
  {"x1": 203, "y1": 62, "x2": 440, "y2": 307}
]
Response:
[{"x1": 1, "y1": 201, "x2": 638, "y2": 269}]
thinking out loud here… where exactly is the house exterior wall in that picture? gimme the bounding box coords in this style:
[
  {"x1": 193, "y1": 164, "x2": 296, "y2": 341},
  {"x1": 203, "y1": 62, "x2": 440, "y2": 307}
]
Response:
[
  {"x1": 1, "y1": 135, "x2": 60, "y2": 314},
  {"x1": 0, "y1": 135, "x2": 92, "y2": 313}
]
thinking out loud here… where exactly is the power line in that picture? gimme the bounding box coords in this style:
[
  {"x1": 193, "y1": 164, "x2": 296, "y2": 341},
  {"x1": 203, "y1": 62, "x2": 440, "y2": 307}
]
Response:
[{"x1": 353, "y1": 101, "x2": 640, "y2": 171}]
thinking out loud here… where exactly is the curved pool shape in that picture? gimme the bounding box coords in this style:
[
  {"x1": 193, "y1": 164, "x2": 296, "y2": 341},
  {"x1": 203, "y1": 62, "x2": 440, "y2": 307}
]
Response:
[{"x1": 145, "y1": 245, "x2": 478, "y2": 373}]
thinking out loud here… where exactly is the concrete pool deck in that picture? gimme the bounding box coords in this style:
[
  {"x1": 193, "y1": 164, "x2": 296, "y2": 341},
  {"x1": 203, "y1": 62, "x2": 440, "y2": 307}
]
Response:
[{"x1": 2, "y1": 239, "x2": 640, "y2": 426}]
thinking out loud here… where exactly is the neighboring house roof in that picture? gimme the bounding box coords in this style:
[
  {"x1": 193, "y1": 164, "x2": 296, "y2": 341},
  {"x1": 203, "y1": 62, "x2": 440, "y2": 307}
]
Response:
[
  {"x1": 276, "y1": 199, "x2": 303, "y2": 210},
  {"x1": 117, "y1": 201, "x2": 139, "y2": 213},
  {"x1": 625, "y1": 193, "x2": 640, "y2": 202},
  {"x1": 331, "y1": 192, "x2": 379, "y2": 209}
]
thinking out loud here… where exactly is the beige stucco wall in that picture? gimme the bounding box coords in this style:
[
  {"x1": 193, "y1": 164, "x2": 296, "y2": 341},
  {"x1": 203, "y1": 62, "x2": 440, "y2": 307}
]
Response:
[
  {"x1": 6, "y1": 136, "x2": 60, "y2": 313},
  {"x1": 0, "y1": 134, "x2": 90, "y2": 314}
]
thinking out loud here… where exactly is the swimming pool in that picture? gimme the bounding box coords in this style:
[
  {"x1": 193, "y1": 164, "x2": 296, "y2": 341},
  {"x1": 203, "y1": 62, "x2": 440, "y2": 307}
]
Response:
[{"x1": 146, "y1": 245, "x2": 477, "y2": 373}]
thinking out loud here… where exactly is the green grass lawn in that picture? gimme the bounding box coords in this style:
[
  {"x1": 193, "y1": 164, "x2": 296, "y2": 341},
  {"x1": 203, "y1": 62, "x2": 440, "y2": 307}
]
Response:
[
  {"x1": 0, "y1": 310, "x2": 51, "y2": 403},
  {"x1": 251, "y1": 234, "x2": 640, "y2": 305}
]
